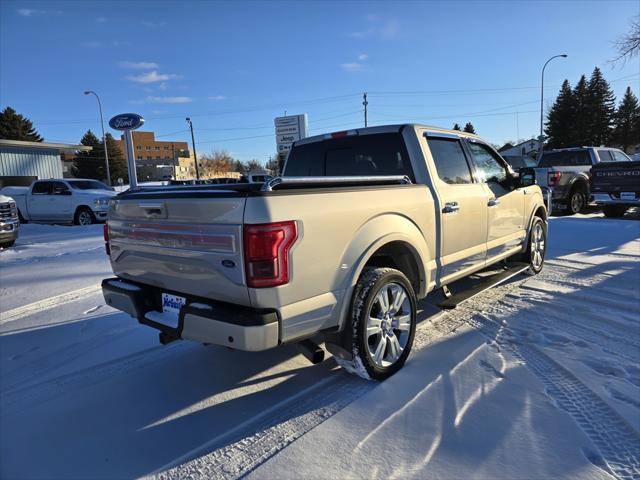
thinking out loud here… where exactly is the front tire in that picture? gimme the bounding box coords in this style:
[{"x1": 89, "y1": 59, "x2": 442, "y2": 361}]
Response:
[
  {"x1": 0, "y1": 240, "x2": 15, "y2": 249},
  {"x1": 335, "y1": 267, "x2": 417, "y2": 381},
  {"x1": 523, "y1": 217, "x2": 547, "y2": 274},
  {"x1": 602, "y1": 205, "x2": 627, "y2": 218},
  {"x1": 74, "y1": 207, "x2": 95, "y2": 226}
]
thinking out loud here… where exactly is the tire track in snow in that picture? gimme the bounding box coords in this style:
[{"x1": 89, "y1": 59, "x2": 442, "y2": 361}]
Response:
[{"x1": 0, "y1": 284, "x2": 102, "y2": 325}]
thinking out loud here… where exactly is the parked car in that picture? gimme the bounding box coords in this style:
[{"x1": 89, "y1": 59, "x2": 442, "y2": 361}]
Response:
[
  {"x1": 1, "y1": 179, "x2": 117, "y2": 225},
  {"x1": 591, "y1": 160, "x2": 640, "y2": 217},
  {"x1": 534, "y1": 147, "x2": 632, "y2": 214},
  {"x1": 101, "y1": 124, "x2": 546, "y2": 381},
  {"x1": 0, "y1": 194, "x2": 19, "y2": 248}
]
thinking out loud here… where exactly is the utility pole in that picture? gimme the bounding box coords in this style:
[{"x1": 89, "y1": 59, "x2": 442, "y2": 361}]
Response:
[
  {"x1": 363, "y1": 92, "x2": 368, "y2": 127},
  {"x1": 538, "y1": 54, "x2": 567, "y2": 159},
  {"x1": 186, "y1": 117, "x2": 200, "y2": 180},
  {"x1": 83, "y1": 90, "x2": 111, "y2": 186}
]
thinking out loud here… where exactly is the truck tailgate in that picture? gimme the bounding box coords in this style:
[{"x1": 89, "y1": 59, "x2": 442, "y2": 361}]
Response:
[
  {"x1": 107, "y1": 191, "x2": 250, "y2": 306},
  {"x1": 591, "y1": 161, "x2": 640, "y2": 194}
]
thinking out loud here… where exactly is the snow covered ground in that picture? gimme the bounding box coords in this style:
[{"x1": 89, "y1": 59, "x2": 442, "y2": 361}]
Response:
[{"x1": 0, "y1": 212, "x2": 638, "y2": 480}]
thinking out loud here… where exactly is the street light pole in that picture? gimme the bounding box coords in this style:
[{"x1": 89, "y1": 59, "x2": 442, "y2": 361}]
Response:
[
  {"x1": 539, "y1": 54, "x2": 567, "y2": 158},
  {"x1": 186, "y1": 117, "x2": 200, "y2": 180},
  {"x1": 84, "y1": 90, "x2": 111, "y2": 185}
]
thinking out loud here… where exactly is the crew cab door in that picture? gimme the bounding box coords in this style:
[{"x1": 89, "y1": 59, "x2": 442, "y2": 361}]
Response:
[
  {"x1": 423, "y1": 133, "x2": 489, "y2": 283},
  {"x1": 49, "y1": 181, "x2": 73, "y2": 220},
  {"x1": 28, "y1": 181, "x2": 53, "y2": 220},
  {"x1": 465, "y1": 140, "x2": 526, "y2": 259}
]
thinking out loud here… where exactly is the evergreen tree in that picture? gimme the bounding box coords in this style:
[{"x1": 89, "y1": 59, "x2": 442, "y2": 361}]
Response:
[
  {"x1": 585, "y1": 67, "x2": 616, "y2": 145},
  {"x1": 73, "y1": 130, "x2": 128, "y2": 184},
  {"x1": 463, "y1": 122, "x2": 476, "y2": 134},
  {"x1": 0, "y1": 107, "x2": 43, "y2": 141},
  {"x1": 613, "y1": 86, "x2": 640, "y2": 151},
  {"x1": 452, "y1": 123, "x2": 461, "y2": 131},
  {"x1": 545, "y1": 79, "x2": 576, "y2": 148},
  {"x1": 572, "y1": 75, "x2": 590, "y2": 146}
]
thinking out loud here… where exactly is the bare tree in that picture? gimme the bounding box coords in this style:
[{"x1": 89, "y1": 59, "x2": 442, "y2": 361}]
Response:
[
  {"x1": 199, "y1": 151, "x2": 234, "y2": 178},
  {"x1": 611, "y1": 16, "x2": 640, "y2": 65}
]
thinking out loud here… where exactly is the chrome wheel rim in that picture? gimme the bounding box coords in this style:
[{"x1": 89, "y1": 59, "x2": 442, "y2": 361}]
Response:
[
  {"x1": 571, "y1": 192, "x2": 584, "y2": 213},
  {"x1": 531, "y1": 223, "x2": 545, "y2": 269},
  {"x1": 78, "y1": 211, "x2": 92, "y2": 225},
  {"x1": 365, "y1": 282, "x2": 413, "y2": 368}
]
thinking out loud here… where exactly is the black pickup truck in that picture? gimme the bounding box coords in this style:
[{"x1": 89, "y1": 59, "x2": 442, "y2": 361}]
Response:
[{"x1": 591, "y1": 161, "x2": 640, "y2": 217}]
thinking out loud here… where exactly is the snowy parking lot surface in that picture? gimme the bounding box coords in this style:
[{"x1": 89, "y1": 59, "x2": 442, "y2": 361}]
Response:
[{"x1": 1, "y1": 214, "x2": 639, "y2": 480}]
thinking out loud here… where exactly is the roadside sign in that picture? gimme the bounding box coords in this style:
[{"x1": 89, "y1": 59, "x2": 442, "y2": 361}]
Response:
[
  {"x1": 109, "y1": 113, "x2": 145, "y2": 131},
  {"x1": 274, "y1": 114, "x2": 308, "y2": 157},
  {"x1": 109, "y1": 113, "x2": 145, "y2": 189}
]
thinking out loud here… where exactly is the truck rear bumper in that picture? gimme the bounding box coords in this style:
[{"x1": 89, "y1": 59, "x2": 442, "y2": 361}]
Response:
[
  {"x1": 101, "y1": 278, "x2": 279, "y2": 351},
  {"x1": 592, "y1": 193, "x2": 640, "y2": 206}
]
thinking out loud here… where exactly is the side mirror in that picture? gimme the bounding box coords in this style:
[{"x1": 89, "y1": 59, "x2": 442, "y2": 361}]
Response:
[{"x1": 518, "y1": 167, "x2": 536, "y2": 187}]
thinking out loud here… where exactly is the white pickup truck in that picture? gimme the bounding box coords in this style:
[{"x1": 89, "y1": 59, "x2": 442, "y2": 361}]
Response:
[
  {"x1": 102, "y1": 124, "x2": 547, "y2": 380},
  {"x1": 2, "y1": 179, "x2": 117, "y2": 225}
]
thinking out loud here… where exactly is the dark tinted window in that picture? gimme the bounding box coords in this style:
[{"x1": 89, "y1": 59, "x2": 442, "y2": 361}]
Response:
[
  {"x1": 51, "y1": 182, "x2": 70, "y2": 195},
  {"x1": 32, "y1": 181, "x2": 51, "y2": 194},
  {"x1": 284, "y1": 133, "x2": 414, "y2": 180},
  {"x1": 539, "y1": 150, "x2": 591, "y2": 167},
  {"x1": 598, "y1": 150, "x2": 614, "y2": 162},
  {"x1": 427, "y1": 137, "x2": 473, "y2": 184},
  {"x1": 467, "y1": 142, "x2": 508, "y2": 184},
  {"x1": 68, "y1": 180, "x2": 110, "y2": 190}
]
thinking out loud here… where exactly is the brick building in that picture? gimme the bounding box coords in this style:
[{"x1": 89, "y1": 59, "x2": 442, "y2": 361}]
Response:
[{"x1": 114, "y1": 131, "x2": 189, "y2": 167}]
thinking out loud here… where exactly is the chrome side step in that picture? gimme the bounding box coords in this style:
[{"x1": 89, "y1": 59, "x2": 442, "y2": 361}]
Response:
[{"x1": 438, "y1": 262, "x2": 530, "y2": 310}]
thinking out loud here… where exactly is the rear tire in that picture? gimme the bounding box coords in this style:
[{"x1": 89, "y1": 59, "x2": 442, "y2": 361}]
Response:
[
  {"x1": 567, "y1": 186, "x2": 587, "y2": 215},
  {"x1": 0, "y1": 240, "x2": 15, "y2": 249},
  {"x1": 74, "y1": 207, "x2": 95, "y2": 226},
  {"x1": 334, "y1": 267, "x2": 417, "y2": 381},
  {"x1": 602, "y1": 205, "x2": 627, "y2": 218}
]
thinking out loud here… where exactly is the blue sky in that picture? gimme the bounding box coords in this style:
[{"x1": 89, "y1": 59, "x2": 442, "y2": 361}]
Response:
[{"x1": 1, "y1": 0, "x2": 638, "y2": 163}]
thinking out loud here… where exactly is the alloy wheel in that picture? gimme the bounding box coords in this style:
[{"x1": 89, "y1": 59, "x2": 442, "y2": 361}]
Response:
[
  {"x1": 365, "y1": 282, "x2": 414, "y2": 368},
  {"x1": 531, "y1": 223, "x2": 546, "y2": 269}
]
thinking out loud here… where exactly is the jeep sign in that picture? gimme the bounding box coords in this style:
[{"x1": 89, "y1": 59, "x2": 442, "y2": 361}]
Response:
[
  {"x1": 109, "y1": 113, "x2": 145, "y2": 131},
  {"x1": 274, "y1": 114, "x2": 308, "y2": 157}
]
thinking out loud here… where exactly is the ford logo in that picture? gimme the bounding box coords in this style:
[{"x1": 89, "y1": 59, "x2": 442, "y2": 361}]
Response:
[{"x1": 109, "y1": 113, "x2": 145, "y2": 131}]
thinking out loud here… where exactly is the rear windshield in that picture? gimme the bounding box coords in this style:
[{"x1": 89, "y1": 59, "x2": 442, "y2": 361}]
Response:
[
  {"x1": 284, "y1": 132, "x2": 415, "y2": 181},
  {"x1": 539, "y1": 150, "x2": 591, "y2": 167}
]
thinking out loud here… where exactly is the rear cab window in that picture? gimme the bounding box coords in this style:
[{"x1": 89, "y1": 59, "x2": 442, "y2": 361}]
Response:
[
  {"x1": 425, "y1": 136, "x2": 473, "y2": 184},
  {"x1": 284, "y1": 132, "x2": 415, "y2": 181},
  {"x1": 598, "y1": 150, "x2": 615, "y2": 162},
  {"x1": 539, "y1": 150, "x2": 592, "y2": 167}
]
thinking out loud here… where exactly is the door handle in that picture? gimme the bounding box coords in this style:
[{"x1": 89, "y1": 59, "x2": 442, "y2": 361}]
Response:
[
  {"x1": 488, "y1": 198, "x2": 500, "y2": 207},
  {"x1": 442, "y1": 202, "x2": 460, "y2": 214}
]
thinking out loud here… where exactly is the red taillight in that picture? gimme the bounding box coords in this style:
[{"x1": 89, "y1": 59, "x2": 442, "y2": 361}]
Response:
[
  {"x1": 244, "y1": 221, "x2": 297, "y2": 288},
  {"x1": 548, "y1": 171, "x2": 562, "y2": 187},
  {"x1": 103, "y1": 223, "x2": 110, "y2": 255}
]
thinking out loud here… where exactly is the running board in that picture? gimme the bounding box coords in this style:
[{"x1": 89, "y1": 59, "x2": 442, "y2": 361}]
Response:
[{"x1": 438, "y1": 262, "x2": 530, "y2": 310}]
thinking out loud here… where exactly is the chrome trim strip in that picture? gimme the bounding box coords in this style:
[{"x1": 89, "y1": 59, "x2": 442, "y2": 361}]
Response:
[{"x1": 261, "y1": 175, "x2": 412, "y2": 192}]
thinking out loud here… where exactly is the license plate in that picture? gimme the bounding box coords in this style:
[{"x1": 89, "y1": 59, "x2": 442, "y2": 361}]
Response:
[
  {"x1": 620, "y1": 192, "x2": 636, "y2": 200},
  {"x1": 162, "y1": 293, "x2": 186, "y2": 316}
]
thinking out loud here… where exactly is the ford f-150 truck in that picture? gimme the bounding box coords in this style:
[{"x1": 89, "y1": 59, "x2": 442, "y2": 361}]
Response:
[
  {"x1": 101, "y1": 125, "x2": 547, "y2": 380},
  {"x1": 534, "y1": 147, "x2": 632, "y2": 215},
  {"x1": 0, "y1": 194, "x2": 19, "y2": 248},
  {"x1": 591, "y1": 160, "x2": 640, "y2": 218},
  {"x1": 1, "y1": 179, "x2": 116, "y2": 225}
]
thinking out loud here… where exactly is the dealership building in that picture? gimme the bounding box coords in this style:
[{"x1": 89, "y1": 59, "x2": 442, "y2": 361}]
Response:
[{"x1": 0, "y1": 139, "x2": 91, "y2": 187}]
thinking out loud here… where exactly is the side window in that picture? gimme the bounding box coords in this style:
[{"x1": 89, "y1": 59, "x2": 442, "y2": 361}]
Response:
[
  {"x1": 467, "y1": 142, "x2": 508, "y2": 184},
  {"x1": 32, "y1": 182, "x2": 51, "y2": 194},
  {"x1": 426, "y1": 137, "x2": 473, "y2": 184},
  {"x1": 51, "y1": 182, "x2": 70, "y2": 195},
  {"x1": 598, "y1": 149, "x2": 614, "y2": 162},
  {"x1": 612, "y1": 150, "x2": 630, "y2": 162}
]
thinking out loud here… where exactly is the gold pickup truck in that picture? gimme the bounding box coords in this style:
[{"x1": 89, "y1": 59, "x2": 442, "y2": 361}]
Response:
[{"x1": 101, "y1": 124, "x2": 547, "y2": 380}]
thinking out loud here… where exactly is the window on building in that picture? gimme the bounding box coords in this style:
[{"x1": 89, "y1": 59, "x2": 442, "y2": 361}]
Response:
[
  {"x1": 137, "y1": 155, "x2": 142, "y2": 160},
  {"x1": 146, "y1": 146, "x2": 151, "y2": 151},
  {"x1": 426, "y1": 137, "x2": 473, "y2": 184},
  {"x1": 136, "y1": 145, "x2": 142, "y2": 150},
  {"x1": 164, "y1": 146, "x2": 169, "y2": 150},
  {"x1": 155, "y1": 146, "x2": 160, "y2": 150}
]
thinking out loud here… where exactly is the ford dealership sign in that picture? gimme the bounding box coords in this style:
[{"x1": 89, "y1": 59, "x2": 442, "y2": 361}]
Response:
[{"x1": 109, "y1": 113, "x2": 145, "y2": 131}]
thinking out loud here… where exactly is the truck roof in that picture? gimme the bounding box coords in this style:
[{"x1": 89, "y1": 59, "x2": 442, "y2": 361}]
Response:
[{"x1": 295, "y1": 123, "x2": 481, "y2": 146}]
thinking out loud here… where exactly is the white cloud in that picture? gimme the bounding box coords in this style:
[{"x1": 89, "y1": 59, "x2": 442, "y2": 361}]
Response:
[
  {"x1": 358, "y1": 54, "x2": 368, "y2": 61},
  {"x1": 142, "y1": 20, "x2": 166, "y2": 28},
  {"x1": 208, "y1": 95, "x2": 226, "y2": 101},
  {"x1": 349, "y1": 16, "x2": 400, "y2": 40},
  {"x1": 17, "y1": 8, "x2": 45, "y2": 16},
  {"x1": 119, "y1": 61, "x2": 159, "y2": 69},
  {"x1": 145, "y1": 96, "x2": 192, "y2": 104},
  {"x1": 158, "y1": 82, "x2": 168, "y2": 91},
  {"x1": 341, "y1": 62, "x2": 365, "y2": 72},
  {"x1": 126, "y1": 71, "x2": 180, "y2": 83}
]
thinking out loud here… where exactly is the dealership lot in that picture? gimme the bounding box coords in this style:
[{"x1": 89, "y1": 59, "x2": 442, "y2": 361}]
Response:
[{"x1": 0, "y1": 213, "x2": 638, "y2": 479}]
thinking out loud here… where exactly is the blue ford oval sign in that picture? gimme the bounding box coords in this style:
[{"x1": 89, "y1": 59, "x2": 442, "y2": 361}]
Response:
[{"x1": 109, "y1": 113, "x2": 145, "y2": 131}]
